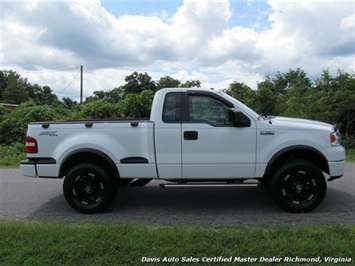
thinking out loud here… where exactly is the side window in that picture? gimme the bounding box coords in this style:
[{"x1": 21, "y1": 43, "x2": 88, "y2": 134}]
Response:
[
  {"x1": 162, "y1": 92, "x2": 182, "y2": 123},
  {"x1": 189, "y1": 95, "x2": 230, "y2": 126}
]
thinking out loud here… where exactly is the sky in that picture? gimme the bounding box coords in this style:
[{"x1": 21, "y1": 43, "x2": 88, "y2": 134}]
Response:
[{"x1": 1, "y1": 0, "x2": 354, "y2": 101}]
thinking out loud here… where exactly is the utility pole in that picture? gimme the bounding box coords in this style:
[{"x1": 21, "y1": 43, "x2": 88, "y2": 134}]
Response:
[{"x1": 80, "y1": 65, "x2": 83, "y2": 103}]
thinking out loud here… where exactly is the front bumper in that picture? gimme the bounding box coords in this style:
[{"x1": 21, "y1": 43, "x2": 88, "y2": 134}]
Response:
[{"x1": 327, "y1": 160, "x2": 346, "y2": 181}]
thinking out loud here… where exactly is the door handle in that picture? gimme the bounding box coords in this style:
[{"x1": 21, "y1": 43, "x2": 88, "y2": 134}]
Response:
[{"x1": 184, "y1": 131, "x2": 198, "y2": 140}]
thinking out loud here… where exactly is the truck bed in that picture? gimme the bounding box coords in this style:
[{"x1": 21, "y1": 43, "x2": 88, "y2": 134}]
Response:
[{"x1": 22, "y1": 119, "x2": 157, "y2": 179}]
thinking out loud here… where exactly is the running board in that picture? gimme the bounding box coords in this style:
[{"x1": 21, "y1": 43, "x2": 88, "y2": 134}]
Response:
[{"x1": 160, "y1": 182, "x2": 259, "y2": 188}]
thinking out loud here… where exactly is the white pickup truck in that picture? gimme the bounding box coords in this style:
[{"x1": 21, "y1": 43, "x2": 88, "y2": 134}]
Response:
[{"x1": 20, "y1": 88, "x2": 346, "y2": 214}]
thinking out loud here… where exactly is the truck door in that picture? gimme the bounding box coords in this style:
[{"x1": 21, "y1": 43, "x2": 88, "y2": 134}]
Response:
[
  {"x1": 155, "y1": 92, "x2": 183, "y2": 179},
  {"x1": 181, "y1": 92, "x2": 256, "y2": 179}
]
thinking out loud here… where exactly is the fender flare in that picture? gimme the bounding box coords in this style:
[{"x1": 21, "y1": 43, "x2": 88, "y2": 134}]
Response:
[
  {"x1": 265, "y1": 145, "x2": 329, "y2": 176},
  {"x1": 59, "y1": 148, "x2": 120, "y2": 179}
]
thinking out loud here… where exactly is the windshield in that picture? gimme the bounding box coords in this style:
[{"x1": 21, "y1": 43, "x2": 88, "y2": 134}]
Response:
[{"x1": 218, "y1": 91, "x2": 259, "y2": 120}]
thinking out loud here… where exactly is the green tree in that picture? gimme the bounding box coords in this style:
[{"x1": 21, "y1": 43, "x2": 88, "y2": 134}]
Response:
[
  {"x1": 256, "y1": 76, "x2": 278, "y2": 115},
  {"x1": 0, "y1": 105, "x2": 10, "y2": 121},
  {"x1": 308, "y1": 69, "x2": 355, "y2": 136},
  {"x1": 180, "y1": 80, "x2": 201, "y2": 88},
  {"x1": 122, "y1": 89, "x2": 154, "y2": 118},
  {"x1": 305, "y1": 69, "x2": 338, "y2": 121},
  {"x1": 85, "y1": 88, "x2": 125, "y2": 103},
  {"x1": 26, "y1": 84, "x2": 58, "y2": 105},
  {"x1": 41, "y1": 86, "x2": 58, "y2": 104},
  {"x1": 62, "y1": 97, "x2": 78, "y2": 109},
  {"x1": 106, "y1": 87, "x2": 124, "y2": 102},
  {"x1": 277, "y1": 68, "x2": 312, "y2": 117},
  {"x1": 3, "y1": 70, "x2": 28, "y2": 104},
  {"x1": 224, "y1": 82, "x2": 257, "y2": 110},
  {"x1": 85, "y1": 90, "x2": 107, "y2": 103},
  {"x1": 0, "y1": 70, "x2": 8, "y2": 101},
  {"x1": 333, "y1": 71, "x2": 355, "y2": 136},
  {"x1": 156, "y1": 76, "x2": 181, "y2": 89},
  {"x1": 121, "y1": 72, "x2": 157, "y2": 96},
  {"x1": 255, "y1": 69, "x2": 312, "y2": 117},
  {"x1": 26, "y1": 84, "x2": 42, "y2": 103}
]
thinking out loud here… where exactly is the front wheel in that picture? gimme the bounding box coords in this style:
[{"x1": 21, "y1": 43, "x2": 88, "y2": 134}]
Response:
[
  {"x1": 63, "y1": 163, "x2": 117, "y2": 214},
  {"x1": 269, "y1": 160, "x2": 326, "y2": 213}
]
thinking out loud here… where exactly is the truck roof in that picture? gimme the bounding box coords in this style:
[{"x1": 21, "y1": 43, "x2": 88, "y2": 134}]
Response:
[{"x1": 159, "y1": 87, "x2": 217, "y2": 93}]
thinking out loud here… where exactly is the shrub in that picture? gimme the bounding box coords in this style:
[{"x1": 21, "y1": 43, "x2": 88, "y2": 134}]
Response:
[
  {"x1": 0, "y1": 143, "x2": 25, "y2": 158},
  {"x1": 342, "y1": 135, "x2": 355, "y2": 149},
  {"x1": 0, "y1": 101, "x2": 60, "y2": 145},
  {"x1": 0, "y1": 105, "x2": 10, "y2": 119},
  {"x1": 0, "y1": 142, "x2": 26, "y2": 167},
  {"x1": 75, "y1": 99, "x2": 123, "y2": 119}
]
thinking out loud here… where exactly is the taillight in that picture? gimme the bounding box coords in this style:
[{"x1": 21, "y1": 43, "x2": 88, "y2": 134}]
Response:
[{"x1": 25, "y1": 136, "x2": 38, "y2": 153}]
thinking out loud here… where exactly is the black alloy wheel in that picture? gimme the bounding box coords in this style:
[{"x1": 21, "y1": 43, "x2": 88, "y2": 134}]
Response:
[
  {"x1": 63, "y1": 163, "x2": 117, "y2": 214},
  {"x1": 73, "y1": 172, "x2": 104, "y2": 205},
  {"x1": 269, "y1": 160, "x2": 327, "y2": 213}
]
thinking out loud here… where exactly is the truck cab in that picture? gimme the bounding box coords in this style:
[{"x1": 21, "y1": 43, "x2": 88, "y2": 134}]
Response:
[{"x1": 152, "y1": 89, "x2": 257, "y2": 179}]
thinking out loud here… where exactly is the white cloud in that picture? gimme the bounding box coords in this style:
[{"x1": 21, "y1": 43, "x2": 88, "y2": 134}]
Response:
[
  {"x1": 170, "y1": 0, "x2": 231, "y2": 48},
  {"x1": 255, "y1": 0, "x2": 354, "y2": 76},
  {"x1": 1, "y1": 0, "x2": 354, "y2": 100},
  {"x1": 202, "y1": 26, "x2": 261, "y2": 66}
]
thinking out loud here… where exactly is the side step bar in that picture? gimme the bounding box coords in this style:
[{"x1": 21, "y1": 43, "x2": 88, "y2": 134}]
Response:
[{"x1": 160, "y1": 182, "x2": 259, "y2": 188}]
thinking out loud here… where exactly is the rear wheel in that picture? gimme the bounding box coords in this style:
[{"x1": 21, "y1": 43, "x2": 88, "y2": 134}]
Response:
[
  {"x1": 63, "y1": 163, "x2": 117, "y2": 214},
  {"x1": 269, "y1": 160, "x2": 326, "y2": 213}
]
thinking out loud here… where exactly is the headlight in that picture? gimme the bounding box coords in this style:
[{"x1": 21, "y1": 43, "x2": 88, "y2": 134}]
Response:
[{"x1": 330, "y1": 130, "x2": 341, "y2": 147}]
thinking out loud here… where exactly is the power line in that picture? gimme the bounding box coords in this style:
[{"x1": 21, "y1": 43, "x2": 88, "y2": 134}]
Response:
[
  {"x1": 57, "y1": 69, "x2": 81, "y2": 96},
  {"x1": 20, "y1": 67, "x2": 80, "y2": 74}
]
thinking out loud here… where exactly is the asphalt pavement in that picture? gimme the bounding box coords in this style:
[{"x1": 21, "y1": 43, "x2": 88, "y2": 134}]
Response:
[{"x1": 0, "y1": 165, "x2": 354, "y2": 226}]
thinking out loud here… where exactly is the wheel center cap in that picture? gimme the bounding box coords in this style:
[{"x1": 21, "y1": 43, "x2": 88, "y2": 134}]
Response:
[
  {"x1": 295, "y1": 184, "x2": 303, "y2": 192},
  {"x1": 84, "y1": 186, "x2": 92, "y2": 193}
]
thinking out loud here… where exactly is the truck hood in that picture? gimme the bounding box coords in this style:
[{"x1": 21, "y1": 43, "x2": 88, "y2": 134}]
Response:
[{"x1": 267, "y1": 116, "x2": 335, "y2": 132}]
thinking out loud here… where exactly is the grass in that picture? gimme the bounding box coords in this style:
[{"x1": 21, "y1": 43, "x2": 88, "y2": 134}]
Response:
[
  {"x1": 0, "y1": 157, "x2": 21, "y2": 168},
  {"x1": 0, "y1": 143, "x2": 25, "y2": 168},
  {"x1": 347, "y1": 148, "x2": 355, "y2": 162},
  {"x1": 0, "y1": 220, "x2": 354, "y2": 265}
]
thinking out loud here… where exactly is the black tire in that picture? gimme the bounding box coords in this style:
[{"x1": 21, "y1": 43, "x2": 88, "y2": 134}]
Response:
[
  {"x1": 269, "y1": 160, "x2": 326, "y2": 213},
  {"x1": 63, "y1": 163, "x2": 118, "y2": 214}
]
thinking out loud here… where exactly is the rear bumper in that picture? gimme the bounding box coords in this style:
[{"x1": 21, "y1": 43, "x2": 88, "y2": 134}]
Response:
[
  {"x1": 20, "y1": 161, "x2": 38, "y2": 177},
  {"x1": 20, "y1": 158, "x2": 61, "y2": 178}
]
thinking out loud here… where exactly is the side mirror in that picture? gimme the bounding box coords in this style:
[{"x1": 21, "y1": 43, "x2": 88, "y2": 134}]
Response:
[{"x1": 228, "y1": 108, "x2": 251, "y2": 127}]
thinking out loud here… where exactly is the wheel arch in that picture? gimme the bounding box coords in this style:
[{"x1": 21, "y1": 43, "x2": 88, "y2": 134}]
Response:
[
  {"x1": 265, "y1": 145, "x2": 329, "y2": 179},
  {"x1": 59, "y1": 148, "x2": 120, "y2": 179}
]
